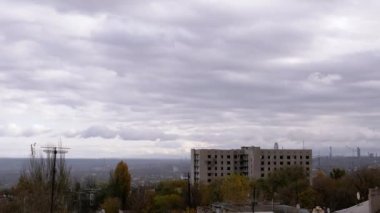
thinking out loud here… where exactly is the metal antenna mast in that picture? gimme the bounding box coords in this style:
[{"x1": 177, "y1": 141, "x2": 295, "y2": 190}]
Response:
[{"x1": 42, "y1": 144, "x2": 69, "y2": 213}]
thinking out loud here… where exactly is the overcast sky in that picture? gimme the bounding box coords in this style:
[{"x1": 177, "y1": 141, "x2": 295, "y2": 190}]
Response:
[{"x1": 1, "y1": 0, "x2": 380, "y2": 158}]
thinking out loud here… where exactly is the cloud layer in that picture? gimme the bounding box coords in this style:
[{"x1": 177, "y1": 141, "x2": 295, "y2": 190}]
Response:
[{"x1": 1, "y1": 0, "x2": 380, "y2": 157}]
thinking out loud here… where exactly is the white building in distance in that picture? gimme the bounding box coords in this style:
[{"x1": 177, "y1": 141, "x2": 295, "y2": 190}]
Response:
[{"x1": 190, "y1": 145, "x2": 312, "y2": 184}]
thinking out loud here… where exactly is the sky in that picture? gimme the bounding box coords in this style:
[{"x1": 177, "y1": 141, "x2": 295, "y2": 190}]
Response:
[{"x1": 1, "y1": 0, "x2": 380, "y2": 158}]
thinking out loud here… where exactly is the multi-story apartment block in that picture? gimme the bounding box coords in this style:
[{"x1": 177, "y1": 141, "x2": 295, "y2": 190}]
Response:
[{"x1": 190, "y1": 144, "x2": 312, "y2": 184}]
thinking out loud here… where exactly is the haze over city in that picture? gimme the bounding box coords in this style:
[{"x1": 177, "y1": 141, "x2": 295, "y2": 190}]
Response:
[{"x1": 1, "y1": 0, "x2": 380, "y2": 158}]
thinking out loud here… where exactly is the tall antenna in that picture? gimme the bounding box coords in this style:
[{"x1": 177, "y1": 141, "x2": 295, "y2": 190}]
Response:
[
  {"x1": 42, "y1": 144, "x2": 70, "y2": 213},
  {"x1": 329, "y1": 146, "x2": 332, "y2": 159},
  {"x1": 318, "y1": 151, "x2": 321, "y2": 169},
  {"x1": 30, "y1": 143, "x2": 36, "y2": 157}
]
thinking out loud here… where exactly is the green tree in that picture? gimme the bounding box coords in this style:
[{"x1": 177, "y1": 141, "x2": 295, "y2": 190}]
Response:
[
  {"x1": 330, "y1": 168, "x2": 346, "y2": 180},
  {"x1": 109, "y1": 161, "x2": 131, "y2": 211},
  {"x1": 153, "y1": 180, "x2": 187, "y2": 211},
  {"x1": 101, "y1": 197, "x2": 120, "y2": 213},
  {"x1": 129, "y1": 186, "x2": 155, "y2": 212},
  {"x1": 220, "y1": 174, "x2": 250, "y2": 204},
  {"x1": 154, "y1": 194, "x2": 185, "y2": 211},
  {"x1": 299, "y1": 187, "x2": 319, "y2": 209},
  {"x1": 257, "y1": 166, "x2": 309, "y2": 205}
]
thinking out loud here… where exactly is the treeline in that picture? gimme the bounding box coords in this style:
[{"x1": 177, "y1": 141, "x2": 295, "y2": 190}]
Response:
[
  {"x1": 139, "y1": 167, "x2": 380, "y2": 212},
  {"x1": 1, "y1": 154, "x2": 380, "y2": 212},
  {"x1": 191, "y1": 167, "x2": 380, "y2": 212},
  {"x1": 0, "y1": 155, "x2": 134, "y2": 213}
]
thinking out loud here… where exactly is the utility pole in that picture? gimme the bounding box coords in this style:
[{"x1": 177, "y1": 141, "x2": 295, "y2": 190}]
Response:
[
  {"x1": 187, "y1": 172, "x2": 192, "y2": 208},
  {"x1": 42, "y1": 145, "x2": 69, "y2": 213},
  {"x1": 251, "y1": 186, "x2": 256, "y2": 212}
]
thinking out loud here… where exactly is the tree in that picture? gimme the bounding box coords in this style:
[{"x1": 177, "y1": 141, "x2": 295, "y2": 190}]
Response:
[
  {"x1": 109, "y1": 161, "x2": 131, "y2": 211},
  {"x1": 154, "y1": 194, "x2": 185, "y2": 211},
  {"x1": 13, "y1": 152, "x2": 71, "y2": 213},
  {"x1": 312, "y1": 170, "x2": 356, "y2": 211},
  {"x1": 330, "y1": 168, "x2": 346, "y2": 180},
  {"x1": 299, "y1": 187, "x2": 319, "y2": 209},
  {"x1": 220, "y1": 174, "x2": 250, "y2": 204},
  {"x1": 257, "y1": 166, "x2": 309, "y2": 205},
  {"x1": 153, "y1": 180, "x2": 187, "y2": 211},
  {"x1": 101, "y1": 197, "x2": 120, "y2": 213},
  {"x1": 129, "y1": 186, "x2": 155, "y2": 212}
]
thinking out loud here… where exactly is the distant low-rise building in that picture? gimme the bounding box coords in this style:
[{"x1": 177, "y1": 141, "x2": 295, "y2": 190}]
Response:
[{"x1": 190, "y1": 145, "x2": 312, "y2": 184}]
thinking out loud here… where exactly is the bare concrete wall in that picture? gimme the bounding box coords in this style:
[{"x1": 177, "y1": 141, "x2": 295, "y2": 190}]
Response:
[{"x1": 369, "y1": 187, "x2": 380, "y2": 213}]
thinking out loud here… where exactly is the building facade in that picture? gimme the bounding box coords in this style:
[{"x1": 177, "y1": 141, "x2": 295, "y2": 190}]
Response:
[{"x1": 190, "y1": 145, "x2": 312, "y2": 184}]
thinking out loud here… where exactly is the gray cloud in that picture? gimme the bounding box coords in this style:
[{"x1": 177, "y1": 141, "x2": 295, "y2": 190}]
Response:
[
  {"x1": 1, "y1": 0, "x2": 380, "y2": 157},
  {"x1": 0, "y1": 124, "x2": 51, "y2": 137},
  {"x1": 66, "y1": 125, "x2": 177, "y2": 141}
]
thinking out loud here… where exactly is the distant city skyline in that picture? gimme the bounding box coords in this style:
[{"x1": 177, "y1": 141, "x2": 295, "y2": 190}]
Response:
[{"x1": 1, "y1": 0, "x2": 380, "y2": 158}]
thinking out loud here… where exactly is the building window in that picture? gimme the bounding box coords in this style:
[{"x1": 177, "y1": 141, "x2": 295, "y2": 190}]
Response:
[
  {"x1": 208, "y1": 179, "x2": 211, "y2": 183},
  {"x1": 280, "y1": 162, "x2": 284, "y2": 165},
  {"x1": 268, "y1": 156, "x2": 270, "y2": 159},
  {"x1": 267, "y1": 162, "x2": 271, "y2": 165},
  {"x1": 208, "y1": 173, "x2": 211, "y2": 176},
  {"x1": 261, "y1": 167, "x2": 264, "y2": 171},
  {"x1": 227, "y1": 161, "x2": 230, "y2": 165},
  {"x1": 287, "y1": 156, "x2": 290, "y2": 159},
  {"x1": 261, "y1": 161, "x2": 264, "y2": 165},
  {"x1": 208, "y1": 167, "x2": 211, "y2": 170},
  {"x1": 221, "y1": 173, "x2": 224, "y2": 176},
  {"x1": 274, "y1": 162, "x2": 277, "y2": 165},
  {"x1": 227, "y1": 155, "x2": 231, "y2": 159},
  {"x1": 221, "y1": 155, "x2": 224, "y2": 159},
  {"x1": 215, "y1": 155, "x2": 217, "y2": 158},
  {"x1": 221, "y1": 167, "x2": 223, "y2": 170},
  {"x1": 268, "y1": 167, "x2": 271, "y2": 171},
  {"x1": 300, "y1": 156, "x2": 303, "y2": 159},
  {"x1": 227, "y1": 173, "x2": 231, "y2": 175},
  {"x1": 287, "y1": 162, "x2": 291, "y2": 165},
  {"x1": 294, "y1": 156, "x2": 297, "y2": 159},
  {"x1": 274, "y1": 156, "x2": 277, "y2": 159},
  {"x1": 208, "y1": 155, "x2": 211, "y2": 158},
  {"x1": 215, "y1": 173, "x2": 217, "y2": 176},
  {"x1": 261, "y1": 174, "x2": 264, "y2": 177},
  {"x1": 215, "y1": 167, "x2": 217, "y2": 170},
  {"x1": 306, "y1": 162, "x2": 309, "y2": 165},
  {"x1": 306, "y1": 156, "x2": 310, "y2": 159},
  {"x1": 280, "y1": 155, "x2": 283, "y2": 159},
  {"x1": 261, "y1": 155, "x2": 264, "y2": 159}
]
